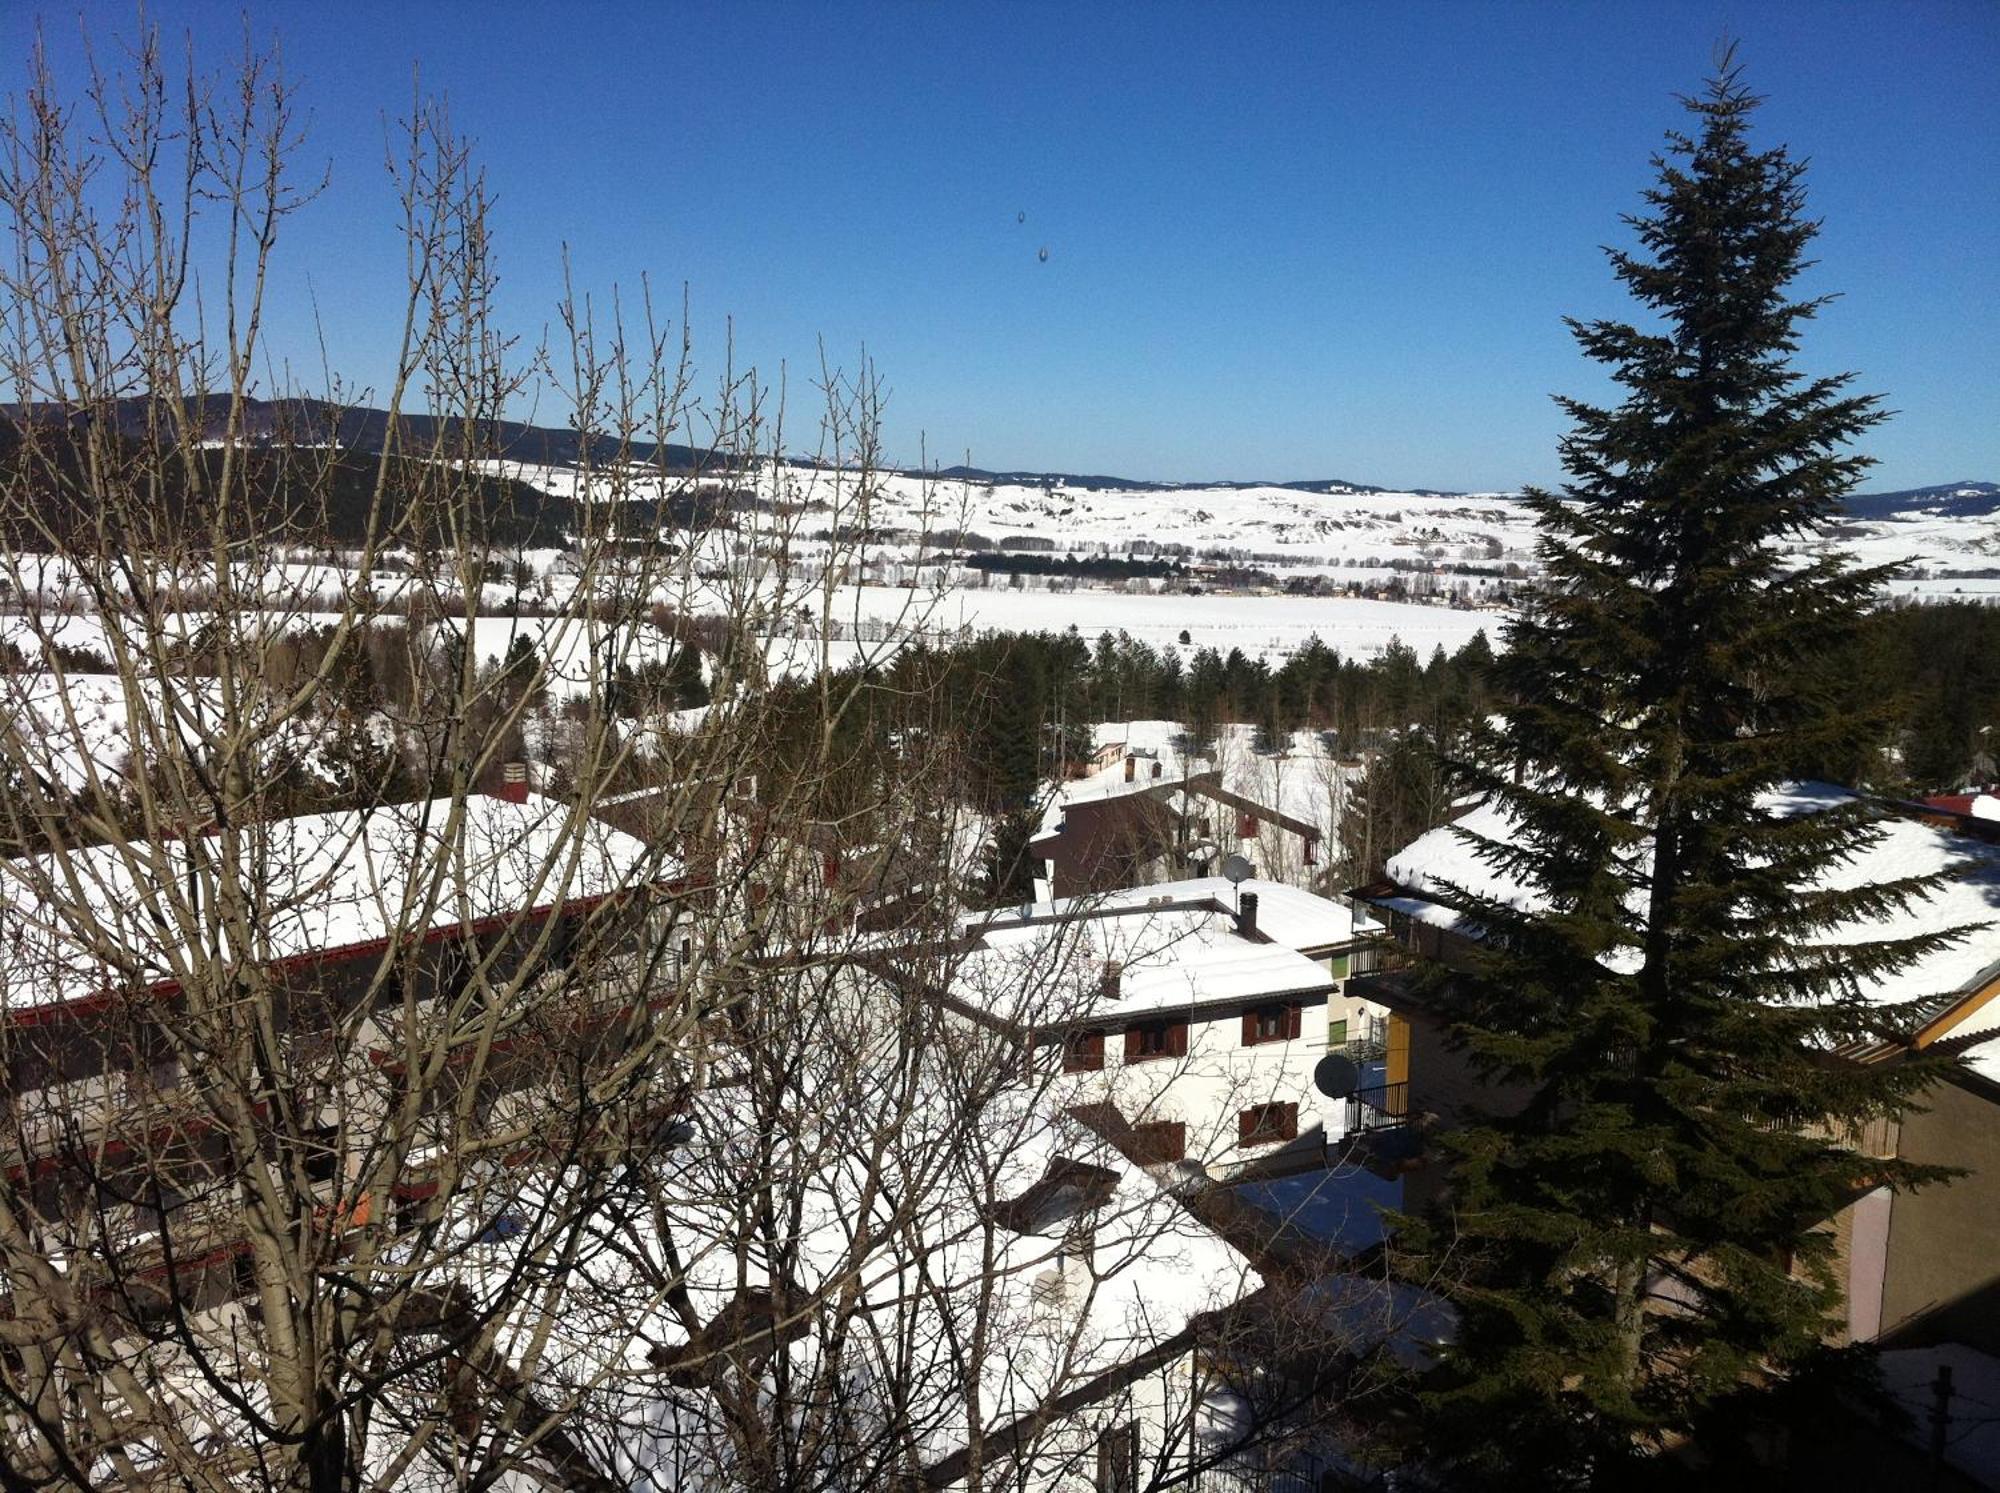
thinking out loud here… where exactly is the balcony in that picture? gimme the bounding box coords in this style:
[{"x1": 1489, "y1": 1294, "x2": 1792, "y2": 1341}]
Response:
[
  {"x1": 1345, "y1": 1081, "x2": 1409, "y2": 1134},
  {"x1": 1339, "y1": 1013, "x2": 1389, "y2": 1066}
]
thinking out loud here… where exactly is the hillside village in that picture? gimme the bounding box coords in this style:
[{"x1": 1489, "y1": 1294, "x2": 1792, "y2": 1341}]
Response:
[{"x1": 2, "y1": 12, "x2": 1999, "y2": 1493}]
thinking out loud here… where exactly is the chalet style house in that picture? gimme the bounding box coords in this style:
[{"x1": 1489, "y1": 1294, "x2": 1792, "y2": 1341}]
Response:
[
  {"x1": 1, "y1": 785, "x2": 677, "y2": 1313},
  {"x1": 1032, "y1": 721, "x2": 1339, "y2": 899},
  {"x1": 1032, "y1": 761, "x2": 1324, "y2": 900},
  {"x1": 918, "y1": 878, "x2": 1383, "y2": 1177},
  {"x1": 1347, "y1": 785, "x2": 2000, "y2": 1483}
]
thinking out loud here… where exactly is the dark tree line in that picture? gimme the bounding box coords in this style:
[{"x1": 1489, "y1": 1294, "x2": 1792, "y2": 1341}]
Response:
[{"x1": 726, "y1": 587, "x2": 1998, "y2": 915}]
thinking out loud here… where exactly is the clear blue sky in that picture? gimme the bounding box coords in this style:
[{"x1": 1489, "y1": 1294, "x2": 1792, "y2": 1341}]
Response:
[{"x1": 8, "y1": 2, "x2": 1996, "y2": 491}]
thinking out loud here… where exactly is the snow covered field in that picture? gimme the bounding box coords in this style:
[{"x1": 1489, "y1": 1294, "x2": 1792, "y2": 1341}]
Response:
[{"x1": 813, "y1": 583, "x2": 1502, "y2": 661}]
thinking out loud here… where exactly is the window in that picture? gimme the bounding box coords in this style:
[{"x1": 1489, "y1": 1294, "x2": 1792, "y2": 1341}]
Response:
[
  {"x1": 1124, "y1": 1021, "x2": 1185, "y2": 1062},
  {"x1": 1238, "y1": 1102, "x2": 1298, "y2": 1147},
  {"x1": 1240, "y1": 1004, "x2": 1301, "y2": 1046},
  {"x1": 1236, "y1": 810, "x2": 1258, "y2": 839},
  {"x1": 1328, "y1": 1017, "x2": 1348, "y2": 1046},
  {"x1": 1096, "y1": 1422, "x2": 1139, "y2": 1493},
  {"x1": 1129, "y1": 1120, "x2": 1185, "y2": 1164},
  {"x1": 1328, "y1": 952, "x2": 1351, "y2": 981},
  {"x1": 1063, "y1": 1029, "x2": 1106, "y2": 1073}
]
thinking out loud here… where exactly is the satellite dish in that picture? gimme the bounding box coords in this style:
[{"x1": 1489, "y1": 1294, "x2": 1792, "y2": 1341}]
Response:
[
  {"x1": 1220, "y1": 853, "x2": 1254, "y2": 886},
  {"x1": 1314, "y1": 1053, "x2": 1360, "y2": 1100}
]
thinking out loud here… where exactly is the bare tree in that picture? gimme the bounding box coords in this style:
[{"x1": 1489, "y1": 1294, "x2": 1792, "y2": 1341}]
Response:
[{"x1": 0, "y1": 23, "x2": 1413, "y2": 1492}]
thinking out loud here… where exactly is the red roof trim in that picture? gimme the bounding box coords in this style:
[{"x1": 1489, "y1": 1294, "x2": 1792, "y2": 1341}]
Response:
[{"x1": 2, "y1": 880, "x2": 684, "y2": 1030}]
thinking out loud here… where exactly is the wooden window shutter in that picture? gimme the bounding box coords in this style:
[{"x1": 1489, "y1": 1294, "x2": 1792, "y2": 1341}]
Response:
[
  {"x1": 1132, "y1": 1121, "x2": 1185, "y2": 1165},
  {"x1": 1286, "y1": 1004, "x2": 1302, "y2": 1040},
  {"x1": 1170, "y1": 1021, "x2": 1188, "y2": 1057},
  {"x1": 1065, "y1": 1030, "x2": 1105, "y2": 1073},
  {"x1": 1123, "y1": 1026, "x2": 1143, "y2": 1060},
  {"x1": 1241, "y1": 1009, "x2": 1258, "y2": 1046},
  {"x1": 1239, "y1": 1103, "x2": 1300, "y2": 1146}
]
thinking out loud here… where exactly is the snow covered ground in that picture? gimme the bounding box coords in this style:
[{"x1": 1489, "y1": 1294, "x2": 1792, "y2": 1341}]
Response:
[{"x1": 811, "y1": 582, "x2": 1502, "y2": 661}]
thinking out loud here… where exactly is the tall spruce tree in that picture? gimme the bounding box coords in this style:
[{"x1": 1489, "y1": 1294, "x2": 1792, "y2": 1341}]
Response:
[{"x1": 1401, "y1": 59, "x2": 1973, "y2": 1486}]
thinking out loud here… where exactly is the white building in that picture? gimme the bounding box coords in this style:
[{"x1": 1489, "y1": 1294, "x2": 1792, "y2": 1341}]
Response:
[{"x1": 938, "y1": 878, "x2": 1385, "y2": 1177}]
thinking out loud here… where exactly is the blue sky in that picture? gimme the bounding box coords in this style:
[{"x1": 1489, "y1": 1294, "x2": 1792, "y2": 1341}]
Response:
[{"x1": 7, "y1": 2, "x2": 1996, "y2": 491}]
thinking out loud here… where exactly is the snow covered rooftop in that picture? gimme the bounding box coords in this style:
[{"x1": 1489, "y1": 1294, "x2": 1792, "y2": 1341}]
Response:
[
  {"x1": 954, "y1": 885, "x2": 1341, "y2": 1025},
  {"x1": 1039, "y1": 720, "x2": 1348, "y2": 844},
  {"x1": 1379, "y1": 783, "x2": 2000, "y2": 1026},
  {"x1": 1081, "y1": 877, "x2": 1358, "y2": 951},
  {"x1": 430, "y1": 1065, "x2": 1263, "y2": 1485},
  {"x1": 0, "y1": 793, "x2": 670, "y2": 1015}
]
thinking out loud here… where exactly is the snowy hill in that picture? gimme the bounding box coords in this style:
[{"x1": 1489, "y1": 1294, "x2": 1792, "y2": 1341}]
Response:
[{"x1": 1842, "y1": 481, "x2": 2000, "y2": 522}]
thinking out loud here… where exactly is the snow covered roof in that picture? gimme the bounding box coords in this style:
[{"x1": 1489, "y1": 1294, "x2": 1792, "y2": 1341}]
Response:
[
  {"x1": 1378, "y1": 783, "x2": 2000, "y2": 1028},
  {"x1": 954, "y1": 889, "x2": 1339, "y2": 1026},
  {"x1": 1040, "y1": 721, "x2": 1348, "y2": 844},
  {"x1": 437, "y1": 1077, "x2": 1262, "y2": 1485},
  {"x1": 0, "y1": 793, "x2": 671, "y2": 1015},
  {"x1": 1080, "y1": 877, "x2": 1358, "y2": 951},
  {"x1": 1960, "y1": 1033, "x2": 2000, "y2": 1087}
]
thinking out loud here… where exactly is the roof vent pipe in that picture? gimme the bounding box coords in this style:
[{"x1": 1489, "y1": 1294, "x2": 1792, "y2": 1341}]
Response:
[{"x1": 1237, "y1": 892, "x2": 1260, "y2": 940}]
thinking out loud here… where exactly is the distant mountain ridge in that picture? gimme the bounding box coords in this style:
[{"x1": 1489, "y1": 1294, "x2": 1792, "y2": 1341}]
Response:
[
  {"x1": 5, "y1": 398, "x2": 1986, "y2": 518},
  {"x1": 1, "y1": 396, "x2": 719, "y2": 471},
  {"x1": 929, "y1": 464, "x2": 1467, "y2": 498},
  {"x1": 932, "y1": 465, "x2": 1999, "y2": 517},
  {"x1": 1840, "y1": 481, "x2": 2000, "y2": 521}
]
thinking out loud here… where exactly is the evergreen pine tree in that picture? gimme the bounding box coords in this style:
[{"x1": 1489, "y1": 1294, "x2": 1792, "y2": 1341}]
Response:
[{"x1": 1399, "y1": 59, "x2": 1975, "y2": 1485}]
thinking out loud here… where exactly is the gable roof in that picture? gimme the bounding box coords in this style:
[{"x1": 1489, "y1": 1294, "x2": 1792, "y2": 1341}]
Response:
[
  {"x1": 0, "y1": 794, "x2": 671, "y2": 1017},
  {"x1": 950, "y1": 888, "x2": 1339, "y2": 1028},
  {"x1": 1366, "y1": 782, "x2": 2000, "y2": 1044}
]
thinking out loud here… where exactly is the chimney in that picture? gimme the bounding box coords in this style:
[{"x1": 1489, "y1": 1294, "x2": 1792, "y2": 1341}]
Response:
[
  {"x1": 494, "y1": 761, "x2": 529, "y2": 804},
  {"x1": 1124, "y1": 755, "x2": 1136, "y2": 782},
  {"x1": 1098, "y1": 960, "x2": 1123, "y2": 996},
  {"x1": 1151, "y1": 760, "x2": 1163, "y2": 779},
  {"x1": 1237, "y1": 892, "x2": 1259, "y2": 940}
]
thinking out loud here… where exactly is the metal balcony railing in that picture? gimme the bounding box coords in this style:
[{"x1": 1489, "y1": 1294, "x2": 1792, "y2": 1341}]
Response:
[
  {"x1": 1344, "y1": 1081, "x2": 1409, "y2": 1134},
  {"x1": 1339, "y1": 1014, "x2": 1389, "y2": 1066}
]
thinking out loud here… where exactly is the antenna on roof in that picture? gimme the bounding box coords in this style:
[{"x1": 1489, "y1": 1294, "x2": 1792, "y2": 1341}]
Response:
[{"x1": 1220, "y1": 853, "x2": 1254, "y2": 914}]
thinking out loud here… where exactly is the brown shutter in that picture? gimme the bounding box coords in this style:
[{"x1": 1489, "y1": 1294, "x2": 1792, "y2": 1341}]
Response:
[
  {"x1": 1170, "y1": 1022, "x2": 1188, "y2": 1057},
  {"x1": 1132, "y1": 1121, "x2": 1185, "y2": 1164},
  {"x1": 1065, "y1": 1030, "x2": 1105, "y2": 1073},
  {"x1": 1278, "y1": 1102, "x2": 1298, "y2": 1140},
  {"x1": 1286, "y1": 1004, "x2": 1302, "y2": 1040},
  {"x1": 1241, "y1": 1010, "x2": 1258, "y2": 1046},
  {"x1": 1124, "y1": 1026, "x2": 1143, "y2": 1060}
]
